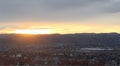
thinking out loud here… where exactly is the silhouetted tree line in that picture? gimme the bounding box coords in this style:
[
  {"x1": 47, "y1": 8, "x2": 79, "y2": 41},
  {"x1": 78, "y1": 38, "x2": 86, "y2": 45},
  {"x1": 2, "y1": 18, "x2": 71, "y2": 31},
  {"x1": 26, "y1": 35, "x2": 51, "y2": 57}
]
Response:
[{"x1": 0, "y1": 33, "x2": 120, "y2": 48}]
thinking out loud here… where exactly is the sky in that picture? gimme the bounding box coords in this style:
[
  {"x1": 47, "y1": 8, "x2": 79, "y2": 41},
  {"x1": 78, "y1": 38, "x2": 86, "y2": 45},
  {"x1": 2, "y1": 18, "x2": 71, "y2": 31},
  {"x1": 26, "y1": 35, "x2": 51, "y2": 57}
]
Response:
[{"x1": 0, "y1": 0, "x2": 120, "y2": 34}]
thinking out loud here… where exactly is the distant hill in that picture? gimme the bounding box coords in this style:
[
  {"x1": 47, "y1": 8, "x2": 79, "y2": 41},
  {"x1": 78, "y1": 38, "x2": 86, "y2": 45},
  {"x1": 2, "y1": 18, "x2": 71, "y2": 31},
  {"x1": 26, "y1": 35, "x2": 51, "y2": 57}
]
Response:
[{"x1": 0, "y1": 33, "x2": 120, "y2": 48}]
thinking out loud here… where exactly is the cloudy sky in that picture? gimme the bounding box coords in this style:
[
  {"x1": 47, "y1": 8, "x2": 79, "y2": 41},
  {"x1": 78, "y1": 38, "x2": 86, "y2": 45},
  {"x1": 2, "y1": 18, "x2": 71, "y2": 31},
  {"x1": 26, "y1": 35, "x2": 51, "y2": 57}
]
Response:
[{"x1": 0, "y1": 0, "x2": 120, "y2": 34}]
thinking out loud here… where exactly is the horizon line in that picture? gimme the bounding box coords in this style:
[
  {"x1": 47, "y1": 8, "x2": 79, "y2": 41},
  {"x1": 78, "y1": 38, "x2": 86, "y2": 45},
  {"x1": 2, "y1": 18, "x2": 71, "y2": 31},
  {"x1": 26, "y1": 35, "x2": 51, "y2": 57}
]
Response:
[{"x1": 0, "y1": 32, "x2": 119, "y2": 35}]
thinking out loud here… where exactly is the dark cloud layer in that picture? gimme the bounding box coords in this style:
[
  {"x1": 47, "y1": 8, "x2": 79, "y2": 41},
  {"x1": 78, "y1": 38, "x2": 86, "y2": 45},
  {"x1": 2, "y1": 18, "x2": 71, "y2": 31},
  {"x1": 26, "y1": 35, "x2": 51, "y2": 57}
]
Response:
[{"x1": 0, "y1": 0, "x2": 119, "y2": 22}]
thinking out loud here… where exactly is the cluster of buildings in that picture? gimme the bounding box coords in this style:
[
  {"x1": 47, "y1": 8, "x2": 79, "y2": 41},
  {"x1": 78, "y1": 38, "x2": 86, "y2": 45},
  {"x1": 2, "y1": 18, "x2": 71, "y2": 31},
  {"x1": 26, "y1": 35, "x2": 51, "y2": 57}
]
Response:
[{"x1": 0, "y1": 46, "x2": 119, "y2": 66}]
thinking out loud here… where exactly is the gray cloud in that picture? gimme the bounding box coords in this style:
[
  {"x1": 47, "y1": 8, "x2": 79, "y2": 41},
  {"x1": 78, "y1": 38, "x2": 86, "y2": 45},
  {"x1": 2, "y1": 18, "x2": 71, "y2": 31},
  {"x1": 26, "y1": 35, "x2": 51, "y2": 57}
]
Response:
[
  {"x1": 0, "y1": 0, "x2": 119, "y2": 22},
  {"x1": 102, "y1": 0, "x2": 120, "y2": 13}
]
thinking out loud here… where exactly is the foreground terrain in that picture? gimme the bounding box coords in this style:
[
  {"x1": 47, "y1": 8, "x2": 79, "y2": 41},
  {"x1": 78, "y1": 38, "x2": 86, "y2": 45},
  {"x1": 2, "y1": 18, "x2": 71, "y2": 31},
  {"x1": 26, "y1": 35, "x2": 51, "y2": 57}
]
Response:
[{"x1": 0, "y1": 33, "x2": 120, "y2": 66}]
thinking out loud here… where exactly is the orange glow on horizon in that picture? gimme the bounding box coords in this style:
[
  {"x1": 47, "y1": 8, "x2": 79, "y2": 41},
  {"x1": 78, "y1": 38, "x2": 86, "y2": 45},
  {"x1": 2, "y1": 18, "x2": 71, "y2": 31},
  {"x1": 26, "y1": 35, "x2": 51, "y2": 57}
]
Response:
[
  {"x1": 1, "y1": 22, "x2": 120, "y2": 34},
  {"x1": 15, "y1": 29, "x2": 51, "y2": 34}
]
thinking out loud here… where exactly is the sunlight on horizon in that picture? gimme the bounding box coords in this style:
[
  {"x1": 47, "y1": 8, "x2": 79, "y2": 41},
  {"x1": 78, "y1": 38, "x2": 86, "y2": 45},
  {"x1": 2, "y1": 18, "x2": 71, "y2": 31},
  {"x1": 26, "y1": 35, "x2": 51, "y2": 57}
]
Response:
[{"x1": 15, "y1": 29, "x2": 51, "y2": 34}]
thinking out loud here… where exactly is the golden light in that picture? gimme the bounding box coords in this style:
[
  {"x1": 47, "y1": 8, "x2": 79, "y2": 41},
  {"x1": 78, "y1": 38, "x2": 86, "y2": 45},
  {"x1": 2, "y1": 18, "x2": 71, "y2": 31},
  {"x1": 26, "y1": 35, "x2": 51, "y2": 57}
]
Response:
[{"x1": 15, "y1": 29, "x2": 51, "y2": 34}]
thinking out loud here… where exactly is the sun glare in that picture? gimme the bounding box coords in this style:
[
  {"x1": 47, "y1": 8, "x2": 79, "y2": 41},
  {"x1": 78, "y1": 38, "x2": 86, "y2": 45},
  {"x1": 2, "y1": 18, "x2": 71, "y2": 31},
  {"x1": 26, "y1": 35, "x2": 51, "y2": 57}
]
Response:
[{"x1": 15, "y1": 29, "x2": 51, "y2": 34}]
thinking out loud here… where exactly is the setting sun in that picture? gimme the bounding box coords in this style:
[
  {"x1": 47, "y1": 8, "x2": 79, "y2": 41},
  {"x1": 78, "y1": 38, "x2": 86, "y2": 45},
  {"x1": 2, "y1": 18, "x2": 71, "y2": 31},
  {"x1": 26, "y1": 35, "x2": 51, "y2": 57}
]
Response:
[{"x1": 15, "y1": 29, "x2": 51, "y2": 34}]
